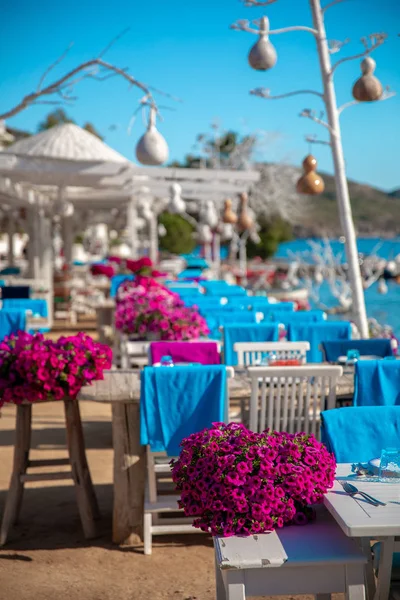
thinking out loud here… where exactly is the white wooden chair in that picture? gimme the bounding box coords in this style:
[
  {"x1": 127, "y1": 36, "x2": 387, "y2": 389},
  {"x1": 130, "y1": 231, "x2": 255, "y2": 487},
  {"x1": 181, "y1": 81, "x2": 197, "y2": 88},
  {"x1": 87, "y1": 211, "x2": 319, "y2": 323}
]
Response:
[
  {"x1": 144, "y1": 366, "x2": 234, "y2": 555},
  {"x1": 234, "y1": 341, "x2": 310, "y2": 367},
  {"x1": 113, "y1": 332, "x2": 150, "y2": 369},
  {"x1": 214, "y1": 506, "x2": 366, "y2": 600},
  {"x1": 247, "y1": 365, "x2": 343, "y2": 437}
]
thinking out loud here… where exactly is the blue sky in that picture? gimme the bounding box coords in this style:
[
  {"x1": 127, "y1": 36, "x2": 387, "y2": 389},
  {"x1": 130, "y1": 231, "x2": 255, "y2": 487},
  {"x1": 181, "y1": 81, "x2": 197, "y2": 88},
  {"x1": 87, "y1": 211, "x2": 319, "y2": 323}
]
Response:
[{"x1": 1, "y1": 0, "x2": 399, "y2": 190}]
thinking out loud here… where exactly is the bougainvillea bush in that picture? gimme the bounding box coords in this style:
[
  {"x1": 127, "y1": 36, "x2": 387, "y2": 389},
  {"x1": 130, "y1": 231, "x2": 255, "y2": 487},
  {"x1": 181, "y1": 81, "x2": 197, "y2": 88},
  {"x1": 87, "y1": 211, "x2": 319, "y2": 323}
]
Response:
[
  {"x1": 115, "y1": 277, "x2": 209, "y2": 341},
  {"x1": 171, "y1": 422, "x2": 336, "y2": 537},
  {"x1": 0, "y1": 331, "x2": 112, "y2": 406}
]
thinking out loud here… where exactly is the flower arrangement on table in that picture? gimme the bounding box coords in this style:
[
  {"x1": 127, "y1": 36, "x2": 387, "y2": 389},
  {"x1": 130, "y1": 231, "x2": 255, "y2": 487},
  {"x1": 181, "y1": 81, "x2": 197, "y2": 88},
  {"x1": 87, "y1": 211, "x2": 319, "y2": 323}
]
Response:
[
  {"x1": 171, "y1": 422, "x2": 336, "y2": 537},
  {"x1": 0, "y1": 331, "x2": 112, "y2": 407},
  {"x1": 115, "y1": 277, "x2": 209, "y2": 341}
]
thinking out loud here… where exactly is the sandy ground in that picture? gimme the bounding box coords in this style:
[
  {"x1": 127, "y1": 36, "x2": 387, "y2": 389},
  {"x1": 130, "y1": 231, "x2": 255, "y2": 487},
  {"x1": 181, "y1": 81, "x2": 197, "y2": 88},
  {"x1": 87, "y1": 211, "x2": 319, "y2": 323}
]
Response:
[{"x1": 0, "y1": 400, "x2": 344, "y2": 600}]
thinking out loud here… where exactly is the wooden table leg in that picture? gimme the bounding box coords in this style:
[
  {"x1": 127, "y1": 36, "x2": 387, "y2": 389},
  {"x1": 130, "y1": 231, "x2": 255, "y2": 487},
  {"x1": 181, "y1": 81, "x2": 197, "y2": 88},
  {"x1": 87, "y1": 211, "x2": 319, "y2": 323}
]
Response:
[
  {"x1": 111, "y1": 402, "x2": 145, "y2": 545},
  {"x1": 374, "y1": 537, "x2": 395, "y2": 600},
  {"x1": 64, "y1": 399, "x2": 99, "y2": 539},
  {"x1": 0, "y1": 404, "x2": 32, "y2": 545}
]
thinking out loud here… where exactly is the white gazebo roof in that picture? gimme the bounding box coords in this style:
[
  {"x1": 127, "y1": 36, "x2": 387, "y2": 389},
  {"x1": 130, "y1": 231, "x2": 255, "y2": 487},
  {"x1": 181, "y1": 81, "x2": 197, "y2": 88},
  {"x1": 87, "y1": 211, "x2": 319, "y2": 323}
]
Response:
[{"x1": 4, "y1": 123, "x2": 127, "y2": 163}]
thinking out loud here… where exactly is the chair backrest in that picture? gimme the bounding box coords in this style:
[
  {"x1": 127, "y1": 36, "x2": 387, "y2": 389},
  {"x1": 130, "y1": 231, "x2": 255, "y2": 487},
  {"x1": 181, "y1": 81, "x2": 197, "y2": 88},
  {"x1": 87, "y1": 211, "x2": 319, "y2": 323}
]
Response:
[
  {"x1": 149, "y1": 341, "x2": 221, "y2": 365},
  {"x1": 247, "y1": 365, "x2": 343, "y2": 437},
  {"x1": 321, "y1": 406, "x2": 400, "y2": 462},
  {"x1": 140, "y1": 365, "x2": 234, "y2": 455},
  {"x1": 271, "y1": 310, "x2": 326, "y2": 325},
  {"x1": 234, "y1": 341, "x2": 310, "y2": 367},
  {"x1": 321, "y1": 339, "x2": 393, "y2": 362},
  {"x1": 223, "y1": 323, "x2": 280, "y2": 366},
  {"x1": 1, "y1": 286, "x2": 30, "y2": 299},
  {"x1": 354, "y1": 359, "x2": 400, "y2": 406},
  {"x1": 114, "y1": 332, "x2": 150, "y2": 368},
  {"x1": 288, "y1": 321, "x2": 352, "y2": 362}
]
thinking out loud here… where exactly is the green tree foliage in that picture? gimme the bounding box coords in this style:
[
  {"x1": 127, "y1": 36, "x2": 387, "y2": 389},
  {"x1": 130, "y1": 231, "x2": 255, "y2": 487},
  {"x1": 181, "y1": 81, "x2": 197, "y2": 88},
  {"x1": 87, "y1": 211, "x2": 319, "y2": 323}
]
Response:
[
  {"x1": 37, "y1": 109, "x2": 103, "y2": 139},
  {"x1": 158, "y1": 212, "x2": 195, "y2": 255},
  {"x1": 246, "y1": 216, "x2": 293, "y2": 260},
  {"x1": 169, "y1": 130, "x2": 256, "y2": 169}
]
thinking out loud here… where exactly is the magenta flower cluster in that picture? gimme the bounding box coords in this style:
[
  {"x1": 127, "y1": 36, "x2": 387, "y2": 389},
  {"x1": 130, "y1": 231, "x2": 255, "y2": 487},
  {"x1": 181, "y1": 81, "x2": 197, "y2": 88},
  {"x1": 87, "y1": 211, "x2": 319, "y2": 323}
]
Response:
[
  {"x1": 171, "y1": 422, "x2": 336, "y2": 537},
  {"x1": 115, "y1": 276, "x2": 209, "y2": 341},
  {"x1": 0, "y1": 331, "x2": 112, "y2": 406}
]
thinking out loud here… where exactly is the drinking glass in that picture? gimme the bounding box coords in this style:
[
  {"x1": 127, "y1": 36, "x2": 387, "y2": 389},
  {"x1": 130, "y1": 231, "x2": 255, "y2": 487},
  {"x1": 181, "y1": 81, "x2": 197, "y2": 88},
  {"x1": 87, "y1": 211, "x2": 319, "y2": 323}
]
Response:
[{"x1": 379, "y1": 448, "x2": 400, "y2": 482}]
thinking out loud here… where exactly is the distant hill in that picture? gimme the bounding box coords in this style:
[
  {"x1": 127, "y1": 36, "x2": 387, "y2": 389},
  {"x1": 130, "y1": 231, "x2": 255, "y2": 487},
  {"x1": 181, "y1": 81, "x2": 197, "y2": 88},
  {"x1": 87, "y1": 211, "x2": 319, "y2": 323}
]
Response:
[{"x1": 293, "y1": 172, "x2": 400, "y2": 237}]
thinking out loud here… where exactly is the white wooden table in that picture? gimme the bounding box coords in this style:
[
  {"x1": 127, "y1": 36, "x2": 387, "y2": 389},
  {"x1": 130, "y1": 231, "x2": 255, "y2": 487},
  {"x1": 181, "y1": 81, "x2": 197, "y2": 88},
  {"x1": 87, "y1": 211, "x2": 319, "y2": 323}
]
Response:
[{"x1": 324, "y1": 463, "x2": 400, "y2": 600}]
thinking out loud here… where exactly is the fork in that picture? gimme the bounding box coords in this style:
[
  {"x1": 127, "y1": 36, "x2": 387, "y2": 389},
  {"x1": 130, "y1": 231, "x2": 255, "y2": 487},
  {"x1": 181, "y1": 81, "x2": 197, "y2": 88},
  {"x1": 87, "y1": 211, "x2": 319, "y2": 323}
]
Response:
[{"x1": 342, "y1": 482, "x2": 385, "y2": 506}]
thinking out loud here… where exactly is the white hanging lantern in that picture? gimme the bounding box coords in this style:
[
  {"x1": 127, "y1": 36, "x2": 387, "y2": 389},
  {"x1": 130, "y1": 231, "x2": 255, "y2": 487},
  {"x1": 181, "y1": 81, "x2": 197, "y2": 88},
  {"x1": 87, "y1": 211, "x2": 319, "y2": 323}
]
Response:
[
  {"x1": 197, "y1": 223, "x2": 212, "y2": 244},
  {"x1": 378, "y1": 279, "x2": 388, "y2": 295},
  {"x1": 135, "y1": 106, "x2": 169, "y2": 166},
  {"x1": 200, "y1": 200, "x2": 219, "y2": 230},
  {"x1": 248, "y1": 17, "x2": 277, "y2": 71},
  {"x1": 168, "y1": 183, "x2": 186, "y2": 214}
]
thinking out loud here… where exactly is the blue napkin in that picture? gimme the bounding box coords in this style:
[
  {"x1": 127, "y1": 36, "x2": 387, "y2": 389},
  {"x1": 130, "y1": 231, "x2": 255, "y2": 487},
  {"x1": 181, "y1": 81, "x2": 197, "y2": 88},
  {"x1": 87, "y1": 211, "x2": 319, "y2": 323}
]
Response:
[
  {"x1": 177, "y1": 269, "x2": 203, "y2": 279},
  {"x1": 205, "y1": 311, "x2": 257, "y2": 340},
  {"x1": 271, "y1": 310, "x2": 326, "y2": 325},
  {"x1": 322, "y1": 339, "x2": 393, "y2": 363},
  {"x1": 321, "y1": 406, "x2": 400, "y2": 462},
  {"x1": 2, "y1": 298, "x2": 47, "y2": 318},
  {"x1": 354, "y1": 359, "x2": 400, "y2": 407},
  {"x1": 257, "y1": 303, "x2": 295, "y2": 319},
  {"x1": 110, "y1": 275, "x2": 135, "y2": 298},
  {"x1": 205, "y1": 285, "x2": 247, "y2": 297},
  {"x1": 0, "y1": 309, "x2": 26, "y2": 340},
  {"x1": 140, "y1": 365, "x2": 227, "y2": 455},
  {"x1": 223, "y1": 323, "x2": 280, "y2": 366},
  {"x1": 288, "y1": 321, "x2": 351, "y2": 363}
]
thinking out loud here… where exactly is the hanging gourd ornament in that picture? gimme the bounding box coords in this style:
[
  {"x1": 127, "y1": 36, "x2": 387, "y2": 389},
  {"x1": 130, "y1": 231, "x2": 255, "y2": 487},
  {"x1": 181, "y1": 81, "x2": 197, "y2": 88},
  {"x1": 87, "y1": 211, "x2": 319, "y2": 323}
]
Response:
[
  {"x1": 248, "y1": 16, "x2": 277, "y2": 71},
  {"x1": 136, "y1": 106, "x2": 169, "y2": 165},
  {"x1": 222, "y1": 198, "x2": 238, "y2": 224},
  {"x1": 352, "y1": 57, "x2": 383, "y2": 102},
  {"x1": 296, "y1": 155, "x2": 325, "y2": 195},
  {"x1": 237, "y1": 192, "x2": 253, "y2": 231}
]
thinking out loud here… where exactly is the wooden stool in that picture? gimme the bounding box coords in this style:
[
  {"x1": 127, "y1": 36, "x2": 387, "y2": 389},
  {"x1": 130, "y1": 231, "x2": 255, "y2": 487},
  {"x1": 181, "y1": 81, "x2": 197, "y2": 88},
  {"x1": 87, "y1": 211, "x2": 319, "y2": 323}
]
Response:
[
  {"x1": 0, "y1": 399, "x2": 100, "y2": 545},
  {"x1": 214, "y1": 508, "x2": 367, "y2": 600}
]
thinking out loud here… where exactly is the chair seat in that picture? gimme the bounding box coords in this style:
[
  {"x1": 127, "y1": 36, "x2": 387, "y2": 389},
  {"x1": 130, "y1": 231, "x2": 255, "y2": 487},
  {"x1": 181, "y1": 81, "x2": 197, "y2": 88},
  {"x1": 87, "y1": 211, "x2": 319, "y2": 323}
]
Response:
[{"x1": 215, "y1": 508, "x2": 366, "y2": 570}]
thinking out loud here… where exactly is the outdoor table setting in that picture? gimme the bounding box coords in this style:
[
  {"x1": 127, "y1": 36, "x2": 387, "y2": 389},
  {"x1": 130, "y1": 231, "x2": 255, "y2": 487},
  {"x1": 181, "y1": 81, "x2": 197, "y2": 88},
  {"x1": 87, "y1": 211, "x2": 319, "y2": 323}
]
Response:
[{"x1": 325, "y1": 462, "x2": 400, "y2": 600}]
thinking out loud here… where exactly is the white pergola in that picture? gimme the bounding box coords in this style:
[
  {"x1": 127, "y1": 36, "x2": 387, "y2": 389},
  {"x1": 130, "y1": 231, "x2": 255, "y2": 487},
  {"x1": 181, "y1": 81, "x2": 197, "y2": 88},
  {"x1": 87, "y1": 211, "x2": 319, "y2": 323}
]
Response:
[{"x1": 0, "y1": 123, "x2": 260, "y2": 299}]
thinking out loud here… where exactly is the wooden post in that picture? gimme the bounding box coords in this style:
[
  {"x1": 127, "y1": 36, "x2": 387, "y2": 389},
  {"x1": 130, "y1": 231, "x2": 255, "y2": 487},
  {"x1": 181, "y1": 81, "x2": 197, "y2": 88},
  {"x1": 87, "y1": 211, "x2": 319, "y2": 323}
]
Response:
[
  {"x1": 78, "y1": 371, "x2": 145, "y2": 545},
  {"x1": 111, "y1": 402, "x2": 145, "y2": 544},
  {"x1": 64, "y1": 399, "x2": 100, "y2": 539},
  {"x1": 0, "y1": 404, "x2": 32, "y2": 545}
]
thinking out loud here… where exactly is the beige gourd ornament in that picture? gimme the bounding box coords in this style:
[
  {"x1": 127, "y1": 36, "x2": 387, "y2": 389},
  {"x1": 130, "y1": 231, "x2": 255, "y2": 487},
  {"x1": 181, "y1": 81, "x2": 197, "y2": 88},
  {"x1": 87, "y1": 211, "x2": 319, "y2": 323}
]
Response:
[
  {"x1": 296, "y1": 155, "x2": 325, "y2": 195},
  {"x1": 222, "y1": 198, "x2": 238, "y2": 224},
  {"x1": 352, "y1": 57, "x2": 383, "y2": 102},
  {"x1": 248, "y1": 17, "x2": 277, "y2": 71},
  {"x1": 237, "y1": 192, "x2": 253, "y2": 231}
]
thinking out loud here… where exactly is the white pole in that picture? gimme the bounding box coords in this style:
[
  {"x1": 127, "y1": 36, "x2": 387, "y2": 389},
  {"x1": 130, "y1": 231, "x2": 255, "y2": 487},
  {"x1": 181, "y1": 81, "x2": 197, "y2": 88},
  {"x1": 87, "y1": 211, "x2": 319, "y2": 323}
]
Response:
[
  {"x1": 62, "y1": 216, "x2": 73, "y2": 268},
  {"x1": 7, "y1": 216, "x2": 15, "y2": 266},
  {"x1": 239, "y1": 234, "x2": 248, "y2": 287},
  {"x1": 213, "y1": 232, "x2": 221, "y2": 279},
  {"x1": 127, "y1": 196, "x2": 138, "y2": 259},
  {"x1": 204, "y1": 241, "x2": 213, "y2": 265},
  {"x1": 149, "y1": 213, "x2": 158, "y2": 265},
  {"x1": 309, "y1": 0, "x2": 369, "y2": 338}
]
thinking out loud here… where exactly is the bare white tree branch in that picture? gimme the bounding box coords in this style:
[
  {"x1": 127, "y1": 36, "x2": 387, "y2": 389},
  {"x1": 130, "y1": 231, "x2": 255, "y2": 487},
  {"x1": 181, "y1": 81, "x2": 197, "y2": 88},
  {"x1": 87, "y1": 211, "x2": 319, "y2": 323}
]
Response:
[
  {"x1": 240, "y1": 0, "x2": 278, "y2": 6},
  {"x1": 328, "y1": 38, "x2": 350, "y2": 54},
  {"x1": 322, "y1": 0, "x2": 347, "y2": 13},
  {"x1": 0, "y1": 30, "x2": 179, "y2": 121},
  {"x1": 269, "y1": 25, "x2": 318, "y2": 36},
  {"x1": 338, "y1": 87, "x2": 396, "y2": 115},
  {"x1": 251, "y1": 87, "x2": 324, "y2": 100},
  {"x1": 331, "y1": 32, "x2": 388, "y2": 73},
  {"x1": 37, "y1": 43, "x2": 74, "y2": 92},
  {"x1": 230, "y1": 19, "x2": 317, "y2": 36},
  {"x1": 305, "y1": 134, "x2": 331, "y2": 147},
  {"x1": 299, "y1": 109, "x2": 334, "y2": 132}
]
